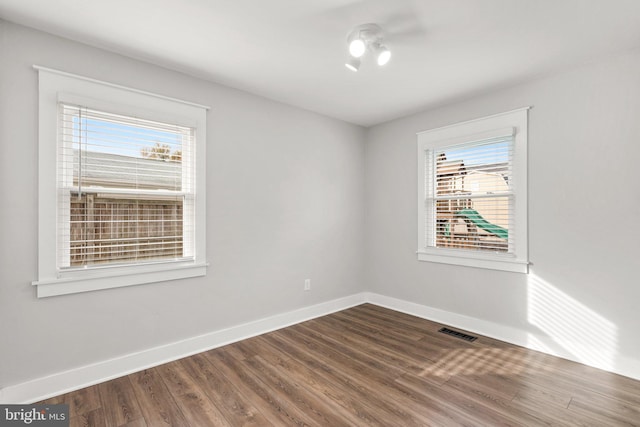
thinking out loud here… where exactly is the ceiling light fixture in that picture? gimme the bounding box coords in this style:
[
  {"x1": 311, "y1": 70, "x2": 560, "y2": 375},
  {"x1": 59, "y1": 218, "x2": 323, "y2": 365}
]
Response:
[{"x1": 345, "y1": 23, "x2": 391, "y2": 71}]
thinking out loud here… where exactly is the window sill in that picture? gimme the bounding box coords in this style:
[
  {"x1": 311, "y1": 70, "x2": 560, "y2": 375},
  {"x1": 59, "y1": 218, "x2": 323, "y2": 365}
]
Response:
[
  {"x1": 32, "y1": 261, "x2": 208, "y2": 298},
  {"x1": 417, "y1": 249, "x2": 528, "y2": 273}
]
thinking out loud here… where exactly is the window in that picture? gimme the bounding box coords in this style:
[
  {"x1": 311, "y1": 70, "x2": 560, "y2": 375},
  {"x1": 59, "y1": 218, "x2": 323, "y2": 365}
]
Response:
[
  {"x1": 34, "y1": 67, "x2": 208, "y2": 297},
  {"x1": 417, "y1": 108, "x2": 529, "y2": 273}
]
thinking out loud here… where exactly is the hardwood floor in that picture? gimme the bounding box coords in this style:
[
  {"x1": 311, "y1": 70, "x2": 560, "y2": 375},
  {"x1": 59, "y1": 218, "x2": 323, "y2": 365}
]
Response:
[{"x1": 38, "y1": 304, "x2": 640, "y2": 426}]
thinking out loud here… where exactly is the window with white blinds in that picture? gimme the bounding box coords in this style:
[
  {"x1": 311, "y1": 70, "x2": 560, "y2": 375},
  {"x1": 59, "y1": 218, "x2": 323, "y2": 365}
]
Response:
[
  {"x1": 58, "y1": 104, "x2": 195, "y2": 269},
  {"x1": 34, "y1": 66, "x2": 208, "y2": 297},
  {"x1": 427, "y1": 136, "x2": 513, "y2": 253},
  {"x1": 417, "y1": 109, "x2": 529, "y2": 273}
]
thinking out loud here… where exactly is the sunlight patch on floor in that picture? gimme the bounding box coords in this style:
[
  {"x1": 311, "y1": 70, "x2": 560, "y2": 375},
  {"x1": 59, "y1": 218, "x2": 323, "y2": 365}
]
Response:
[{"x1": 419, "y1": 347, "x2": 542, "y2": 377}]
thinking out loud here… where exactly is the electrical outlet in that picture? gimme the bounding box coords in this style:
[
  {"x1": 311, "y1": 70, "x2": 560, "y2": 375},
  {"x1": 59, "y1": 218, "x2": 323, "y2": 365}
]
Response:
[{"x1": 304, "y1": 279, "x2": 311, "y2": 291}]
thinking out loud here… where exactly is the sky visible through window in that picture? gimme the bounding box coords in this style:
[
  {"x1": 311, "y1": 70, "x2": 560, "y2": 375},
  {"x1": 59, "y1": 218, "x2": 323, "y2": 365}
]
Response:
[
  {"x1": 443, "y1": 141, "x2": 510, "y2": 166},
  {"x1": 73, "y1": 116, "x2": 183, "y2": 158}
]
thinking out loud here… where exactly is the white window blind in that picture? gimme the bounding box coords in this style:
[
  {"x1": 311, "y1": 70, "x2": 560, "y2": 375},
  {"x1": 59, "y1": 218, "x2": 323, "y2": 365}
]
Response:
[
  {"x1": 58, "y1": 103, "x2": 195, "y2": 269},
  {"x1": 426, "y1": 136, "x2": 514, "y2": 253}
]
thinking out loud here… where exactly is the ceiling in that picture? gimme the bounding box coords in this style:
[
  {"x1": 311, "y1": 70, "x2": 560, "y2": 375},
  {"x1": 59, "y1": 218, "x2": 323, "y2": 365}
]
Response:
[{"x1": 1, "y1": 0, "x2": 640, "y2": 127}]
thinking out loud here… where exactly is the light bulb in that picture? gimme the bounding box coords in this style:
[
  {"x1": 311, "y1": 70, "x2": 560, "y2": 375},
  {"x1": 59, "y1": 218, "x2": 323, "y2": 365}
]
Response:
[
  {"x1": 373, "y1": 44, "x2": 391, "y2": 66},
  {"x1": 349, "y1": 39, "x2": 366, "y2": 58},
  {"x1": 345, "y1": 57, "x2": 360, "y2": 72}
]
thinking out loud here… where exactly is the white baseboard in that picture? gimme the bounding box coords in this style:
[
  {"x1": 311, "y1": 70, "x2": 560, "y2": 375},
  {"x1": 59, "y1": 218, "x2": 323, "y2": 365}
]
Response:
[
  {"x1": 364, "y1": 292, "x2": 640, "y2": 381},
  {"x1": 3, "y1": 291, "x2": 638, "y2": 403},
  {"x1": 364, "y1": 292, "x2": 531, "y2": 344},
  {"x1": 0, "y1": 293, "x2": 367, "y2": 404}
]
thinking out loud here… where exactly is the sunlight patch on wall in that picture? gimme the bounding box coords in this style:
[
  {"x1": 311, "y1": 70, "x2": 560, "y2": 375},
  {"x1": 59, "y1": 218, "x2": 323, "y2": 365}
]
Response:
[
  {"x1": 525, "y1": 333, "x2": 553, "y2": 354},
  {"x1": 527, "y1": 273, "x2": 617, "y2": 371}
]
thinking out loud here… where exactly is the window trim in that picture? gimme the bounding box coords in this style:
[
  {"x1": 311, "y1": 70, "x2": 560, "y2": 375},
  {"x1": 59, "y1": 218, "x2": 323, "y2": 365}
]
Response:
[
  {"x1": 416, "y1": 108, "x2": 529, "y2": 273},
  {"x1": 33, "y1": 66, "x2": 209, "y2": 297}
]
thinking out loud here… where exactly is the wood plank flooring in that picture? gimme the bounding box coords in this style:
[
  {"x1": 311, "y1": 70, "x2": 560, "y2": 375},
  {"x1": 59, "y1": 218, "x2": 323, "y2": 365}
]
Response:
[{"x1": 38, "y1": 304, "x2": 640, "y2": 426}]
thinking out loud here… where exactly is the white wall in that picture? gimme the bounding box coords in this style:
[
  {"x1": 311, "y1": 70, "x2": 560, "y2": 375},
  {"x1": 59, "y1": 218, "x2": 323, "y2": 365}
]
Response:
[
  {"x1": 0, "y1": 20, "x2": 365, "y2": 390},
  {"x1": 365, "y1": 49, "x2": 640, "y2": 377}
]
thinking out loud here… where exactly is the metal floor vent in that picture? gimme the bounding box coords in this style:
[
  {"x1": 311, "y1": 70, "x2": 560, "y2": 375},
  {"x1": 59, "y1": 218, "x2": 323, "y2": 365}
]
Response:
[{"x1": 438, "y1": 327, "x2": 478, "y2": 342}]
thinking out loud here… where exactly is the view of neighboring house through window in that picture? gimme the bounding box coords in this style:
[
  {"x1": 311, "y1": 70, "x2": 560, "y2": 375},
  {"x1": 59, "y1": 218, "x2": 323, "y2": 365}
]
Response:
[
  {"x1": 417, "y1": 108, "x2": 528, "y2": 273},
  {"x1": 430, "y1": 137, "x2": 512, "y2": 252},
  {"x1": 59, "y1": 105, "x2": 194, "y2": 269}
]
